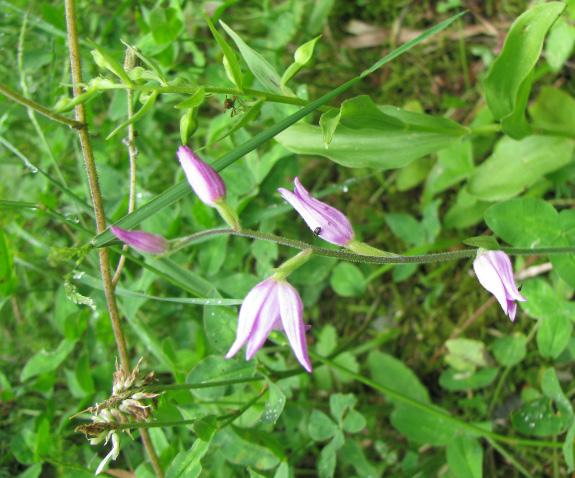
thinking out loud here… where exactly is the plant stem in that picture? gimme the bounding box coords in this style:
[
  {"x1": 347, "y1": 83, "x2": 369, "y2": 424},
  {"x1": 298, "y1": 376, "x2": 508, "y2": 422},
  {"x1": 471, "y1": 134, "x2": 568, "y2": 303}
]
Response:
[
  {"x1": 63, "y1": 2, "x2": 162, "y2": 476},
  {"x1": 487, "y1": 439, "x2": 534, "y2": 478},
  {"x1": 167, "y1": 228, "x2": 575, "y2": 265},
  {"x1": 112, "y1": 48, "x2": 139, "y2": 287},
  {"x1": 141, "y1": 376, "x2": 265, "y2": 393},
  {"x1": 0, "y1": 82, "x2": 83, "y2": 130}
]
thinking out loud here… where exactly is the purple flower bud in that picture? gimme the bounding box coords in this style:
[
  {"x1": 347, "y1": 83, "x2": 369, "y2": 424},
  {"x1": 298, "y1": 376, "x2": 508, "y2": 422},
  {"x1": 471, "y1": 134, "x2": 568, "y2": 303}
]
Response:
[
  {"x1": 177, "y1": 145, "x2": 226, "y2": 207},
  {"x1": 226, "y1": 277, "x2": 312, "y2": 372},
  {"x1": 110, "y1": 226, "x2": 167, "y2": 254},
  {"x1": 278, "y1": 177, "x2": 354, "y2": 246},
  {"x1": 473, "y1": 250, "x2": 527, "y2": 321}
]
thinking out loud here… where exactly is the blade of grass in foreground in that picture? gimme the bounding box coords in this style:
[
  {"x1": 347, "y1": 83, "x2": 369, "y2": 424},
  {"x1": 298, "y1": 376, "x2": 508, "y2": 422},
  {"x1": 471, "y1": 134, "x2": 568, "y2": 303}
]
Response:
[{"x1": 92, "y1": 11, "x2": 466, "y2": 248}]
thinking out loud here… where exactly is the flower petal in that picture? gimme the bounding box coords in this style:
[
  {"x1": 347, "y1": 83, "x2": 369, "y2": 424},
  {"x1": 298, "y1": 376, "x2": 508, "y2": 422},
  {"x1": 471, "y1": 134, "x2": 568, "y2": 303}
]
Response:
[
  {"x1": 177, "y1": 146, "x2": 226, "y2": 206},
  {"x1": 487, "y1": 251, "x2": 526, "y2": 302},
  {"x1": 473, "y1": 253, "x2": 509, "y2": 315},
  {"x1": 226, "y1": 279, "x2": 275, "y2": 359},
  {"x1": 110, "y1": 226, "x2": 167, "y2": 254},
  {"x1": 277, "y1": 281, "x2": 312, "y2": 372},
  {"x1": 245, "y1": 283, "x2": 280, "y2": 359}
]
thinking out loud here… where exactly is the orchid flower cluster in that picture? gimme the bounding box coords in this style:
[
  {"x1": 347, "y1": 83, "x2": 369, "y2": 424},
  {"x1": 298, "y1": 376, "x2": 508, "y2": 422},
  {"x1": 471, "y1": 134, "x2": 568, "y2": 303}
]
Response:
[{"x1": 111, "y1": 146, "x2": 526, "y2": 373}]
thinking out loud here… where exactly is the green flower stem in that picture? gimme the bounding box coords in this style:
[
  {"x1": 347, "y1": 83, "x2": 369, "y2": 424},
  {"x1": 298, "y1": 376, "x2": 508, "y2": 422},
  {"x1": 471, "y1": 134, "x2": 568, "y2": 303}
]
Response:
[
  {"x1": 167, "y1": 228, "x2": 575, "y2": 265},
  {"x1": 140, "y1": 376, "x2": 265, "y2": 393},
  {"x1": 272, "y1": 249, "x2": 313, "y2": 280},
  {"x1": 313, "y1": 352, "x2": 562, "y2": 449},
  {"x1": 0, "y1": 82, "x2": 84, "y2": 129}
]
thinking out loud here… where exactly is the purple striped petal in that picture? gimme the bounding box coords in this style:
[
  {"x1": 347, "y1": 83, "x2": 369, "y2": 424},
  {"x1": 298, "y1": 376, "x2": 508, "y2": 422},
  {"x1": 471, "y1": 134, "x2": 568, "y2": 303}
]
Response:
[
  {"x1": 110, "y1": 226, "x2": 167, "y2": 254},
  {"x1": 177, "y1": 146, "x2": 226, "y2": 206},
  {"x1": 278, "y1": 177, "x2": 354, "y2": 246},
  {"x1": 277, "y1": 281, "x2": 312, "y2": 372},
  {"x1": 226, "y1": 278, "x2": 275, "y2": 359}
]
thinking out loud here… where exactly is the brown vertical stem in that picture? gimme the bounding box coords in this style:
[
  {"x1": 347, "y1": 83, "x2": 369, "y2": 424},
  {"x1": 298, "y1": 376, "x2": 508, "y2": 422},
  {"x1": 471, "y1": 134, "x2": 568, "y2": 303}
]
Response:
[{"x1": 63, "y1": 1, "x2": 163, "y2": 476}]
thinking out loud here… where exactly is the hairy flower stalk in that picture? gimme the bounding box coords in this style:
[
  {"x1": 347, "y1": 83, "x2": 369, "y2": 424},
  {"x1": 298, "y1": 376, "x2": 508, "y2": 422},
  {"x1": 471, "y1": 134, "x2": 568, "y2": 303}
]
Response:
[
  {"x1": 226, "y1": 250, "x2": 313, "y2": 372},
  {"x1": 279, "y1": 177, "x2": 395, "y2": 256},
  {"x1": 75, "y1": 359, "x2": 158, "y2": 475},
  {"x1": 111, "y1": 226, "x2": 168, "y2": 254},
  {"x1": 177, "y1": 145, "x2": 240, "y2": 230},
  {"x1": 473, "y1": 250, "x2": 527, "y2": 321}
]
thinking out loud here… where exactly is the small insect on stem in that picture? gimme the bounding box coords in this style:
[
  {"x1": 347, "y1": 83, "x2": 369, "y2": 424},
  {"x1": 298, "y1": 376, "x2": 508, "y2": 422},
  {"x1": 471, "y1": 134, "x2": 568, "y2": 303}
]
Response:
[
  {"x1": 313, "y1": 227, "x2": 322, "y2": 236},
  {"x1": 224, "y1": 95, "x2": 238, "y2": 117}
]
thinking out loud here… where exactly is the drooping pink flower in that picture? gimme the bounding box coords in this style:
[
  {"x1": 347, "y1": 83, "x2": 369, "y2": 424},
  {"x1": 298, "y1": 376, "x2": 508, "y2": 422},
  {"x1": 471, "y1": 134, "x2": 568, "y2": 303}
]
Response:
[
  {"x1": 177, "y1": 145, "x2": 226, "y2": 207},
  {"x1": 473, "y1": 250, "x2": 527, "y2": 321},
  {"x1": 278, "y1": 177, "x2": 354, "y2": 246},
  {"x1": 226, "y1": 277, "x2": 312, "y2": 372},
  {"x1": 110, "y1": 226, "x2": 167, "y2": 254}
]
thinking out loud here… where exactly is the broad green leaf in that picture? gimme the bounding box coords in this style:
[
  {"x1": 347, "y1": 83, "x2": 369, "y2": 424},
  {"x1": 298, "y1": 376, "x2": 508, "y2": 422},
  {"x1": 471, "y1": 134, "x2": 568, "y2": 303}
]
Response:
[
  {"x1": 281, "y1": 35, "x2": 321, "y2": 86},
  {"x1": 462, "y1": 236, "x2": 500, "y2": 250},
  {"x1": 21, "y1": 339, "x2": 76, "y2": 381},
  {"x1": 93, "y1": 12, "x2": 466, "y2": 245},
  {"x1": 308, "y1": 410, "x2": 338, "y2": 442},
  {"x1": 318, "y1": 431, "x2": 344, "y2": 478},
  {"x1": 186, "y1": 355, "x2": 256, "y2": 399},
  {"x1": 468, "y1": 135, "x2": 573, "y2": 201},
  {"x1": 491, "y1": 333, "x2": 527, "y2": 367},
  {"x1": 385, "y1": 212, "x2": 426, "y2": 247},
  {"x1": 391, "y1": 404, "x2": 464, "y2": 445},
  {"x1": 529, "y1": 87, "x2": 575, "y2": 137},
  {"x1": 545, "y1": 18, "x2": 575, "y2": 72},
  {"x1": 483, "y1": 2, "x2": 565, "y2": 138},
  {"x1": 90, "y1": 45, "x2": 133, "y2": 86},
  {"x1": 220, "y1": 21, "x2": 282, "y2": 93},
  {"x1": 165, "y1": 439, "x2": 210, "y2": 478},
  {"x1": 276, "y1": 95, "x2": 467, "y2": 169},
  {"x1": 541, "y1": 368, "x2": 573, "y2": 416},
  {"x1": 484, "y1": 198, "x2": 561, "y2": 247},
  {"x1": 447, "y1": 437, "x2": 483, "y2": 478},
  {"x1": 537, "y1": 314, "x2": 572, "y2": 359},
  {"x1": 439, "y1": 368, "x2": 498, "y2": 391},
  {"x1": 203, "y1": 306, "x2": 237, "y2": 354},
  {"x1": 511, "y1": 397, "x2": 571, "y2": 436},
  {"x1": 445, "y1": 338, "x2": 488, "y2": 373},
  {"x1": 148, "y1": 6, "x2": 184, "y2": 46},
  {"x1": 205, "y1": 15, "x2": 243, "y2": 90},
  {"x1": 423, "y1": 139, "x2": 474, "y2": 199},
  {"x1": 396, "y1": 157, "x2": 433, "y2": 192},
  {"x1": 552, "y1": 209, "x2": 575, "y2": 287},
  {"x1": 329, "y1": 393, "x2": 357, "y2": 423},
  {"x1": 342, "y1": 410, "x2": 366, "y2": 434},
  {"x1": 367, "y1": 350, "x2": 430, "y2": 404},
  {"x1": 330, "y1": 263, "x2": 366, "y2": 297},
  {"x1": 564, "y1": 422, "x2": 575, "y2": 472},
  {"x1": 260, "y1": 381, "x2": 286, "y2": 425},
  {"x1": 444, "y1": 189, "x2": 490, "y2": 230},
  {"x1": 215, "y1": 428, "x2": 280, "y2": 470}
]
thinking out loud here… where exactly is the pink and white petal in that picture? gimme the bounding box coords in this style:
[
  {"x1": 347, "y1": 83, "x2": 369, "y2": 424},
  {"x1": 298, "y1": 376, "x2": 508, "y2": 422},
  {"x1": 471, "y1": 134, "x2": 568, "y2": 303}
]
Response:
[
  {"x1": 277, "y1": 282, "x2": 312, "y2": 372},
  {"x1": 507, "y1": 300, "x2": 517, "y2": 322},
  {"x1": 226, "y1": 279, "x2": 274, "y2": 359},
  {"x1": 245, "y1": 285, "x2": 281, "y2": 359},
  {"x1": 278, "y1": 188, "x2": 323, "y2": 231},
  {"x1": 473, "y1": 254, "x2": 508, "y2": 314},
  {"x1": 488, "y1": 251, "x2": 526, "y2": 302}
]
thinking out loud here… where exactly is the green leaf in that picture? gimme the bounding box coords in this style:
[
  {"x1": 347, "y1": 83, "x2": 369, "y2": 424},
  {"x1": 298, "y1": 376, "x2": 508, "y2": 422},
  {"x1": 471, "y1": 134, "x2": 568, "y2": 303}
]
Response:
[
  {"x1": 260, "y1": 381, "x2": 286, "y2": 425},
  {"x1": 176, "y1": 87, "x2": 206, "y2": 110},
  {"x1": 220, "y1": 21, "x2": 282, "y2": 93},
  {"x1": 90, "y1": 45, "x2": 134, "y2": 86},
  {"x1": 203, "y1": 306, "x2": 237, "y2": 354},
  {"x1": 446, "y1": 437, "x2": 483, "y2": 478},
  {"x1": 0, "y1": 230, "x2": 15, "y2": 297},
  {"x1": 424, "y1": 139, "x2": 474, "y2": 199},
  {"x1": 215, "y1": 428, "x2": 280, "y2": 470},
  {"x1": 330, "y1": 263, "x2": 366, "y2": 297},
  {"x1": 529, "y1": 86, "x2": 575, "y2": 137},
  {"x1": 329, "y1": 393, "x2": 357, "y2": 423},
  {"x1": 483, "y1": 2, "x2": 565, "y2": 138},
  {"x1": 92, "y1": 13, "x2": 465, "y2": 246},
  {"x1": 391, "y1": 404, "x2": 464, "y2": 445},
  {"x1": 281, "y1": 35, "x2": 322, "y2": 86},
  {"x1": 385, "y1": 212, "x2": 426, "y2": 247},
  {"x1": 367, "y1": 350, "x2": 430, "y2": 404},
  {"x1": 541, "y1": 368, "x2": 573, "y2": 416},
  {"x1": 564, "y1": 422, "x2": 575, "y2": 472},
  {"x1": 445, "y1": 338, "x2": 488, "y2": 372},
  {"x1": 484, "y1": 198, "x2": 561, "y2": 247},
  {"x1": 342, "y1": 409, "x2": 366, "y2": 434},
  {"x1": 491, "y1": 333, "x2": 527, "y2": 367},
  {"x1": 21, "y1": 339, "x2": 76, "y2": 381},
  {"x1": 204, "y1": 14, "x2": 243, "y2": 90},
  {"x1": 165, "y1": 439, "x2": 210, "y2": 478},
  {"x1": 468, "y1": 135, "x2": 574, "y2": 201},
  {"x1": 545, "y1": 17, "x2": 575, "y2": 72},
  {"x1": 511, "y1": 397, "x2": 571, "y2": 436},
  {"x1": 148, "y1": 6, "x2": 184, "y2": 46},
  {"x1": 538, "y1": 314, "x2": 573, "y2": 359},
  {"x1": 277, "y1": 95, "x2": 467, "y2": 169},
  {"x1": 318, "y1": 431, "x2": 345, "y2": 478},
  {"x1": 186, "y1": 355, "x2": 256, "y2": 400},
  {"x1": 308, "y1": 410, "x2": 338, "y2": 442},
  {"x1": 462, "y1": 236, "x2": 500, "y2": 250},
  {"x1": 439, "y1": 368, "x2": 498, "y2": 391}
]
